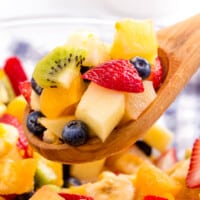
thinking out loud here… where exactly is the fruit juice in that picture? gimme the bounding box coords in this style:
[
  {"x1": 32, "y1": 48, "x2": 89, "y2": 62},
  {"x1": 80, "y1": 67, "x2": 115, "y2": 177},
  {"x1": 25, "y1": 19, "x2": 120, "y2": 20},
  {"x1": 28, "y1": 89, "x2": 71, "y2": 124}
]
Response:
[{"x1": 0, "y1": 18, "x2": 200, "y2": 200}]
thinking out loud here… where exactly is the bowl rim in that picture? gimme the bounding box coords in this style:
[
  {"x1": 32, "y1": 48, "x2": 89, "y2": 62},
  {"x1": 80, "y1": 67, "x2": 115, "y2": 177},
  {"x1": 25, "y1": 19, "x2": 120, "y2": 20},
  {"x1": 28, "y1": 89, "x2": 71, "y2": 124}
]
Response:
[{"x1": 0, "y1": 16, "x2": 115, "y2": 28}]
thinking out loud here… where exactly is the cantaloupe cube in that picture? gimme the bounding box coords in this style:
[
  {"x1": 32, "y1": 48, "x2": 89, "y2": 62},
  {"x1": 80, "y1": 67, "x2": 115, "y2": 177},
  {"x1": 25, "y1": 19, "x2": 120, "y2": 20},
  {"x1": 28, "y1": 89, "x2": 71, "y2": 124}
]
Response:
[
  {"x1": 75, "y1": 82, "x2": 125, "y2": 142},
  {"x1": 30, "y1": 185, "x2": 64, "y2": 200},
  {"x1": 122, "y1": 81, "x2": 156, "y2": 123},
  {"x1": 70, "y1": 159, "x2": 105, "y2": 182}
]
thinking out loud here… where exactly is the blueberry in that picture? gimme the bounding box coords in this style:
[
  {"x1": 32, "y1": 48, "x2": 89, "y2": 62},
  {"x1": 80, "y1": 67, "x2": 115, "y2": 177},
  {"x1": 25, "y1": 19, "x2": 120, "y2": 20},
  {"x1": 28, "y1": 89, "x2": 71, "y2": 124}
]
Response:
[
  {"x1": 62, "y1": 120, "x2": 89, "y2": 146},
  {"x1": 31, "y1": 78, "x2": 43, "y2": 95},
  {"x1": 135, "y1": 140, "x2": 152, "y2": 156},
  {"x1": 130, "y1": 56, "x2": 151, "y2": 79},
  {"x1": 63, "y1": 176, "x2": 82, "y2": 188},
  {"x1": 26, "y1": 111, "x2": 46, "y2": 135}
]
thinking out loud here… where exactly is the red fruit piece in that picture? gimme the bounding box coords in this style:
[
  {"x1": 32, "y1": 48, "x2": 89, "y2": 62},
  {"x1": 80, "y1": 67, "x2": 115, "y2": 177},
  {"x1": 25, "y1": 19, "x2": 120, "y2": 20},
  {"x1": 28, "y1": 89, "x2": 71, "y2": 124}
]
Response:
[
  {"x1": 0, "y1": 114, "x2": 33, "y2": 158},
  {"x1": 155, "y1": 148, "x2": 178, "y2": 171},
  {"x1": 186, "y1": 138, "x2": 200, "y2": 188},
  {"x1": 82, "y1": 59, "x2": 144, "y2": 93},
  {"x1": 148, "y1": 57, "x2": 163, "y2": 89},
  {"x1": 3, "y1": 57, "x2": 28, "y2": 96},
  {"x1": 1, "y1": 194, "x2": 16, "y2": 200},
  {"x1": 144, "y1": 195, "x2": 168, "y2": 200},
  {"x1": 58, "y1": 193, "x2": 94, "y2": 200},
  {"x1": 18, "y1": 81, "x2": 32, "y2": 104}
]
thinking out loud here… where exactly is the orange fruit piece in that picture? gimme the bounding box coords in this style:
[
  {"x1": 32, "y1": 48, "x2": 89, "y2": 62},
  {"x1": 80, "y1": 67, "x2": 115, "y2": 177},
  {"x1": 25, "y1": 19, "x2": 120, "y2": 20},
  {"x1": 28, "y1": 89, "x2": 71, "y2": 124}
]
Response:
[
  {"x1": 135, "y1": 163, "x2": 180, "y2": 199},
  {"x1": 40, "y1": 75, "x2": 85, "y2": 118},
  {"x1": 0, "y1": 158, "x2": 36, "y2": 195},
  {"x1": 30, "y1": 185, "x2": 64, "y2": 200}
]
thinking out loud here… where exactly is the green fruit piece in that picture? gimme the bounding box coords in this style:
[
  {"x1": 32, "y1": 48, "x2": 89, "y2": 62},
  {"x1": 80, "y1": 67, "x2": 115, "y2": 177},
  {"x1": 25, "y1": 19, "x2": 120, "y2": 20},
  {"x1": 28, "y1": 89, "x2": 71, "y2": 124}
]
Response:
[
  {"x1": 33, "y1": 46, "x2": 86, "y2": 88},
  {"x1": 34, "y1": 153, "x2": 63, "y2": 188},
  {"x1": 0, "y1": 69, "x2": 15, "y2": 103}
]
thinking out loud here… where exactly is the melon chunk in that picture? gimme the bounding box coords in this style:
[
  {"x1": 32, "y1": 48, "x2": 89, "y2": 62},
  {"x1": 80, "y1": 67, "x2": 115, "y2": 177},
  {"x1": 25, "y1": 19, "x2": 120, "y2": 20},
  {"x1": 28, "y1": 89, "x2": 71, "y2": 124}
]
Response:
[
  {"x1": 38, "y1": 116, "x2": 75, "y2": 138},
  {"x1": 122, "y1": 81, "x2": 156, "y2": 123},
  {"x1": 75, "y1": 82, "x2": 125, "y2": 142}
]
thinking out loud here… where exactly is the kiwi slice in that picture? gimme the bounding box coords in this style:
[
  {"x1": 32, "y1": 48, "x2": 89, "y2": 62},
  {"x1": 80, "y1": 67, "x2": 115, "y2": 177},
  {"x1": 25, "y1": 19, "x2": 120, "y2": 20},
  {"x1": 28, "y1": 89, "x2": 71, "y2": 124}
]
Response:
[{"x1": 33, "y1": 46, "x2": 86, "y2": 88}]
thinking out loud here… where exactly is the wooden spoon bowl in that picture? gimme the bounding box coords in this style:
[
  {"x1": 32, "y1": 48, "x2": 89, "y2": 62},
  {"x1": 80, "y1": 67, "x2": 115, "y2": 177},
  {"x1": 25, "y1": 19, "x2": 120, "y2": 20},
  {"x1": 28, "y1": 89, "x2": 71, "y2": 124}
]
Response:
[{"x1": 24, "y1": 14, "x2": 200, "y2": 164}]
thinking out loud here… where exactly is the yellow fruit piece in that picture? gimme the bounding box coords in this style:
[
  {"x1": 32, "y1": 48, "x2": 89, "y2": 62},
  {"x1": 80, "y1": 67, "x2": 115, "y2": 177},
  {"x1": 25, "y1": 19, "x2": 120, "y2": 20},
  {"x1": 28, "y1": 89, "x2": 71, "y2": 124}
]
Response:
[
  {"x1": 0, "y1": 158, "x2": 36, "y2": 194},
  {"x1": 0, "y1": 123, "x2": 19, "y2": 157},
  {"x1": 70, "y1": 159, "x2": 105, "y2": 182},
  {"x1": 66, "y1": 31, "x2": 110, "y2": 66},
  {"x1": 135, "y1": 163, "x2": 180, "y2": 199},
  {"x1": 38, "y1": 115, "x2": 75, "y2": 138},
  {"x1": 60, "y1": 184, "x2": 87, "y2": 195},
  {"x1": 110, "y1": 19, "x2": 158, "y2": 64},
  {"x1": 143, "y1": 124, "x2": 174, "y2": 152},
  {"x1": 76, "y1": 82, "x2": 125, "y2": 142},
  {"x1": 0, "y1": 103, "x2": 6, "y2": 117},
  {"x1": 30, "y1": 185, "x2": 64, "y2": 200},
  {"x1": 6, "y1": 95, "x2": 27, "y2": 123},
  {"x1": 40, "y1": 75, "x2": 85, "y2": 118},
  {"x1": 34, "y1": 152, "x2": 63, "y2": 187}
]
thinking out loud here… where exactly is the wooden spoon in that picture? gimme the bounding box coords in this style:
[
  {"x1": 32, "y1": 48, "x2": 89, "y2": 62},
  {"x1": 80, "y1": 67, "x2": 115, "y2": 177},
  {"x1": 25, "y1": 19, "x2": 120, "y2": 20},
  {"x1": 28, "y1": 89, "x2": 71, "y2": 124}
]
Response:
[{"x1": 24, "y1": 14, "x2": 200, "y2": 164}]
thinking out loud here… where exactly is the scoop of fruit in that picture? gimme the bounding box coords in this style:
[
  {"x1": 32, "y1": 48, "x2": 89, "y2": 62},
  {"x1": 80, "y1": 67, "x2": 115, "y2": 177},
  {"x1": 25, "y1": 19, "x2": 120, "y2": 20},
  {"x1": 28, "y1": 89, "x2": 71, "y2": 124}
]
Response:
[{"x1": 24, "y1": 15, "x2": 200, "y2": 164}]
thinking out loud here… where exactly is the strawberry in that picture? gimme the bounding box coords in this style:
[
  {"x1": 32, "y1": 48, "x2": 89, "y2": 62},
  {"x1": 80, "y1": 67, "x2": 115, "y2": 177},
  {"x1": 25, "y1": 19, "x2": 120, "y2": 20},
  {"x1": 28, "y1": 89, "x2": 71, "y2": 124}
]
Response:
[
  {"x1": 58, "y1": 193, "x2": 94, "y2": 200},
  {"x1": 3, "y1": 57, "x2": 28, "y2": 96},
  {"x1": 18, "y1": 81, "x2": 32, "y2": 104},
  {"x1": 144, "y1": 195, "x2": 168, "y2": 200},
  {"x1": 148, "y1": 57, "x2": 163, "y2": 89},
  {"x1": 0, "y1": 114, "x2": 33, "y2": 158},
  {"x1": 82, "y1": 59, "x2": 144, "y2": 93},
  {"x1": 155, "y1": 148, "x2": 178, "y2": 171},
  {"x1": 186, "y1": 138, "x2": 200, "y2": 188}
]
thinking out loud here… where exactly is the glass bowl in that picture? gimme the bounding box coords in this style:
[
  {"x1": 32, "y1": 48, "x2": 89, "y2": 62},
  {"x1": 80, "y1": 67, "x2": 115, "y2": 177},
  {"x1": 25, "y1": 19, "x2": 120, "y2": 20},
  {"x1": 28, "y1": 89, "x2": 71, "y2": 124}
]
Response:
[{"x1": 0, "y1": 16, "x2": 199, "y2": 158}]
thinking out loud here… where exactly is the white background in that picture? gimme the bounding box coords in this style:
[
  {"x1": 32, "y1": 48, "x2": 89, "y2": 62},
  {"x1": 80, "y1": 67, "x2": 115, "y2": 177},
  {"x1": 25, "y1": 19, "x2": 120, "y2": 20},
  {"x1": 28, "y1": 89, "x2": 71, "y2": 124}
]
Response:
[{"x1": 0, "y1": 0, "x2": 199, "y2": 26}]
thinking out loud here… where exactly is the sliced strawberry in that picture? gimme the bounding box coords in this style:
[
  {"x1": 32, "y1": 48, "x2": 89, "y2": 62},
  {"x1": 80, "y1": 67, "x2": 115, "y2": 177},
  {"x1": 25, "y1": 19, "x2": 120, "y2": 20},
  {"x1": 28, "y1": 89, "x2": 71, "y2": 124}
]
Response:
[
  {"x1": 144, "y1": 195, "x2": 168, "y2": 200},
  {"x1": 186, "y1": 138, "x2": 200, "y2": 188},
  {"x1": 155, "y1": 148, "x2": 178, "y2": 171},
  {"x1": 58, "y1": 193, "x2": 94, "y2": 200},
  {"x1": 82, "y1": 59, "x2": 144, "y2": 93},
  {"x1": 0, "y1": 114, "x2": 33, "y2": 158},
  {"x1": 148, "y1": 57, "x2": 163, "y2": 90},
  {"x1": 18, "y1": 81, "x2": 32, "y2": 104},
  {"x1": 3, "y1": 57, "x2": 28, "y2": 96}
]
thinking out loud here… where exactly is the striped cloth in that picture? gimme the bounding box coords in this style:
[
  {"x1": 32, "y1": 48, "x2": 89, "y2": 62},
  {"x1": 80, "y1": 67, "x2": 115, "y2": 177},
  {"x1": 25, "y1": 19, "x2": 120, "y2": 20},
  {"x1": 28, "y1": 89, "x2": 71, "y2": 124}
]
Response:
[{"x1": 160, "y1": 68, "x2": 200, "y2": 158}]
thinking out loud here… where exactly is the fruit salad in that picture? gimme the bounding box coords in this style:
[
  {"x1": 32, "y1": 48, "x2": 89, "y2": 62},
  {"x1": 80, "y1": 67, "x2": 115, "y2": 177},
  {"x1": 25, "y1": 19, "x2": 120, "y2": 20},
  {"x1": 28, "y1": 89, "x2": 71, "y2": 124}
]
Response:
[
  {"x1": 24, "y1": 18, "x2": 162, "y2": 146},
  {"x1": 1, "y1": 18, "x2": 200, "y2": 200}
]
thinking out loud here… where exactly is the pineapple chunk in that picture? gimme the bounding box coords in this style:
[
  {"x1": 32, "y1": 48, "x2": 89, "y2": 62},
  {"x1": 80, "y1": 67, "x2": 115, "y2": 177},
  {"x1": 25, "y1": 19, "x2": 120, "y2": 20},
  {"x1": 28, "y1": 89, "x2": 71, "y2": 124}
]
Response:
[
  {"x1": 143, "y1": 124, "x2": 174, "y2": 152},
  {"x1": 66, "y1": 31, "x2": 110, "y2": 66},
  {"x1": 110, "y1": 19, "x2": 158, "y2": 64},
  {"x1": 75, "y1": 82, "x2": 125, "y2": 142},
  {"x1": 122, "y1": 81, "x2": 156, "y2": 123}
]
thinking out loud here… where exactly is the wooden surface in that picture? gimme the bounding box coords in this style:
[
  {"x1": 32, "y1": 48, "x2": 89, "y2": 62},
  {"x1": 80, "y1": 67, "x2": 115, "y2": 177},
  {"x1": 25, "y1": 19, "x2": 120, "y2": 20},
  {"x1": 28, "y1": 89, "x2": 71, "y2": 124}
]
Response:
[{"x1": 24, "y1": 14, "x2": 200, "y2": 164}]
